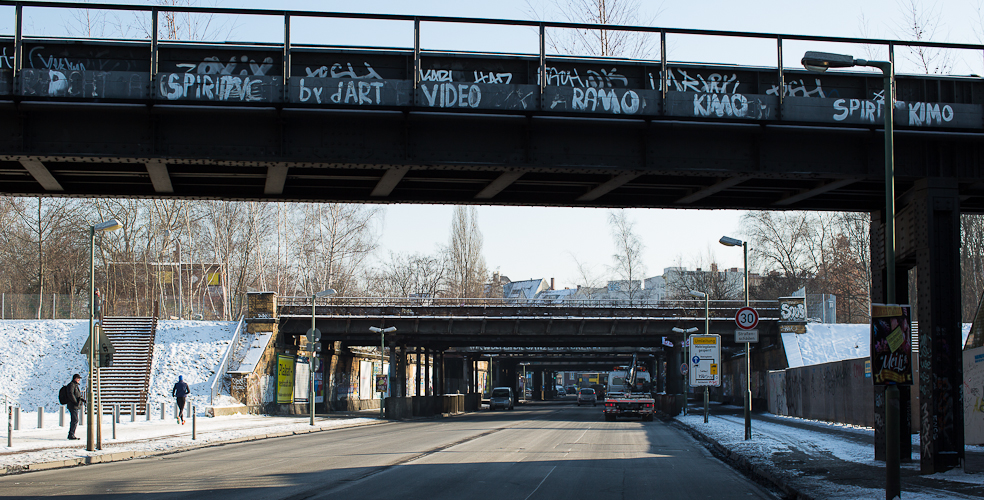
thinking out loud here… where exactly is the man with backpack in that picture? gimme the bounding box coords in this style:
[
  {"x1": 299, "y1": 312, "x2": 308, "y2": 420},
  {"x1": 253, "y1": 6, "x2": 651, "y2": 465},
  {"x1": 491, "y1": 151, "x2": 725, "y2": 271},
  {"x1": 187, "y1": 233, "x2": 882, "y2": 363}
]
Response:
[
  {"x1": 60, "y1": 374, "x2": 84, "y2": 440},
  {"x1": 172, "y1": 375, "x2": 190, "y2": 425}
]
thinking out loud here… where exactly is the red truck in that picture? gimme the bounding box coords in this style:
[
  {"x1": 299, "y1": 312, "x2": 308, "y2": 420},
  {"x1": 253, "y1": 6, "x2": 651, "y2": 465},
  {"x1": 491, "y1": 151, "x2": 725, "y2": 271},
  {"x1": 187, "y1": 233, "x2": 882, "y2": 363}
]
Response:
[{"x1": 602, "y1": 362, "x2": 655, "y2": 422}]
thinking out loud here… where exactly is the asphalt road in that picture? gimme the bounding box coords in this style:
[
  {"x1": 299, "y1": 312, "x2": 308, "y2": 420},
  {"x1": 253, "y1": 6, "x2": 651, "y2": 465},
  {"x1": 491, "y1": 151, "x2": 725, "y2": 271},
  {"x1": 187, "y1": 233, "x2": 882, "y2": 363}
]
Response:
[{"x1": 1, "y1": 401, "x2": 777, "y2": 499}]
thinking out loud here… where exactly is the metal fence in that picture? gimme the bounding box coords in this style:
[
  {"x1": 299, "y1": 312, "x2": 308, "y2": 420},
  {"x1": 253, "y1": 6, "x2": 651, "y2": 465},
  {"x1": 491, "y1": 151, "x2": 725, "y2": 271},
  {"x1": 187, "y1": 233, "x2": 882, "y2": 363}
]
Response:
[{"x1": 0, "y1": 293, "x2": 88, "y2": 320}]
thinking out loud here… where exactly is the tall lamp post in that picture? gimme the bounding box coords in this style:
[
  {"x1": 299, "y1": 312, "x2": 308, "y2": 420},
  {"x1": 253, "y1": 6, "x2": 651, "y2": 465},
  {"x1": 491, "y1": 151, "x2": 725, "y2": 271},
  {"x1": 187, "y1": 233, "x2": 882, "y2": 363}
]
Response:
[
  {"x1": 672, "y1": 326, "x2": 698, "y2": 415},
  {"x1": 86, "y1": 219, "x2": 122, "y2": 452},
  {"x1": 802, "y1": 51, "x2": 899, "y2": 500},
  {"x1": 689, "y1": 291, "x2": 710, "y2": 422},
  {"x1": 309, "y1": 289, "x2": 336, "y2": 425},
  {"x1": 369, "y1": 326, "x2": 397, "y2": 418},
  {"x1": 720, "y1": 235, "x2": 752, "y2": 441}
]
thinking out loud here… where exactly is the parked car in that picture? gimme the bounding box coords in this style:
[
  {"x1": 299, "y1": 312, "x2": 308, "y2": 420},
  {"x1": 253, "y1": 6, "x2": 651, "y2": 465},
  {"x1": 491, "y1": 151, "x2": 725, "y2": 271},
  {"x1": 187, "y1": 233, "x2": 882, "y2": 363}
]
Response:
[
  {"x1": 577, "y1": 388, "x2": 597, "y2": 406},
  {"x1": 566, "y1": 386, "x2": 577, "y2": 394},
  {"x1": 490, "y1": 387, "x2": 514, "y2": 410},
  {"x1": 555, "y1": 385, "x2": 565, "y2": 395}
]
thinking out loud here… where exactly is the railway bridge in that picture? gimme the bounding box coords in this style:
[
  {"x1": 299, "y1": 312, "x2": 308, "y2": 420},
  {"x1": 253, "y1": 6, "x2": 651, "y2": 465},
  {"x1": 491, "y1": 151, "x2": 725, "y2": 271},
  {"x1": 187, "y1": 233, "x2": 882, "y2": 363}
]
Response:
[{"x1": 0, "y1": 0, "x2": 975, "y2": 472}]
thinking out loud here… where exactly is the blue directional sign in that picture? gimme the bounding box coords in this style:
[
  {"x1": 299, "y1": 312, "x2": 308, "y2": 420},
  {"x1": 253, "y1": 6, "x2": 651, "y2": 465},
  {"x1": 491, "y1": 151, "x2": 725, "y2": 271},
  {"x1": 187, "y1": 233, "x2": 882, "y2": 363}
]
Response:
[{"x1": 692, "y1": 355, "x2": 700, "y2": 364}]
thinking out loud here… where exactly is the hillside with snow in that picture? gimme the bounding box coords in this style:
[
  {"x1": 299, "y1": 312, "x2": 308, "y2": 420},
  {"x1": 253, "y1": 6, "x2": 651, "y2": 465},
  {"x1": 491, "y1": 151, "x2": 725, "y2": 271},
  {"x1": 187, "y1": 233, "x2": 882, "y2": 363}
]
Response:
[{"x1": 0, "y1": 320, "x2": 234, "y2": 412}]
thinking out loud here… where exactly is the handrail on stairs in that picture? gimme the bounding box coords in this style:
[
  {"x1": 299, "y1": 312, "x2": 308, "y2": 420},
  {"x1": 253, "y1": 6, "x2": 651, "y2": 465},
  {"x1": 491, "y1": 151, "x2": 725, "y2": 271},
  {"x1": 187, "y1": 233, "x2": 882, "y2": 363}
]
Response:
[{"x1": 210, "y1": 316, "x2": 245, "y2": 405}]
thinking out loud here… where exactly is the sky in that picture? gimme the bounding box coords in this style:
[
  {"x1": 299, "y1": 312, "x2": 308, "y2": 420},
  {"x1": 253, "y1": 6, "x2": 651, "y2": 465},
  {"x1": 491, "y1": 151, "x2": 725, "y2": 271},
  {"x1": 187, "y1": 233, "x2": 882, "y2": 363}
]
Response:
[{"x1": 2, "y1": 0, "x2": 981, "y2": 290}]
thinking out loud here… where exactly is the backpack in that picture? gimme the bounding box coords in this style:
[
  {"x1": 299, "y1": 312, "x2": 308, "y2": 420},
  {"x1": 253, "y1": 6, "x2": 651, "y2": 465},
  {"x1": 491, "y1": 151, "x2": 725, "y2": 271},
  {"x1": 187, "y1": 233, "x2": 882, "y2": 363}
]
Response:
[{"x1": 59, "y1": 384, "x2": 71, "y2": 405}]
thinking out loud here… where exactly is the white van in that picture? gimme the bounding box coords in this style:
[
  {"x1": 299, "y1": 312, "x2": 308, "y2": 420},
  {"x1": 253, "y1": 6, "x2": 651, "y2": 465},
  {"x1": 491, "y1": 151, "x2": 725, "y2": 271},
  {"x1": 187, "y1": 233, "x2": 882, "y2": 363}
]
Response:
[{"x1": 489, "y1": 387, "x2": 514, "y2": 410}]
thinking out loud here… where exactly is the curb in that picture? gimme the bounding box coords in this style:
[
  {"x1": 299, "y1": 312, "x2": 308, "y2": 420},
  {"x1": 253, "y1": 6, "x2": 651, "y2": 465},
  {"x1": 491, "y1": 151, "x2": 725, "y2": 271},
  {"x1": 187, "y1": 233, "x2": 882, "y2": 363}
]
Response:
[
  {"x1": 666, "y1": 416, "x2": 817, "y2": 500},
  {"x1": 1, "y1": 418, "x2": 387, "y2": 476}
]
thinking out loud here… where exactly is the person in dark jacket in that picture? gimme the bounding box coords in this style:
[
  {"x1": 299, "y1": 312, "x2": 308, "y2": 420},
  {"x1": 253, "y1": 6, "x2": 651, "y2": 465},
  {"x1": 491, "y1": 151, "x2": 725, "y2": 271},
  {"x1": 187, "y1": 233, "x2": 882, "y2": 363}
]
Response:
[
  {"x1": 66, "y1": 374, "x2": 84, "y2": 440},
  {"x1": 172, "y1": 375, "x2": 190, "y2": 425}
]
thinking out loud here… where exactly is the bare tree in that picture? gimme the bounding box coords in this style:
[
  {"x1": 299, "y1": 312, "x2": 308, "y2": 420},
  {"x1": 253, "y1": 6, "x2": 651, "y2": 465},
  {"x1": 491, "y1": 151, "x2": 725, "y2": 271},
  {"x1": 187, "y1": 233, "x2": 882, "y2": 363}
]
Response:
[
  {"x1": 893, "y1": 0, "x2": 952, "y2": 74},
  {"x1": 378, "y1": 252, "x2": 448, "y2": 298},
  {"x1": 447, "y1": 206, "x2": 488, "y2": 297},
  {"x1": 607, "y1": 210, "x2": 645, "y2": 301},
  {"x1": 527, "y1": 0, "x2": 662, "y2": 58}
]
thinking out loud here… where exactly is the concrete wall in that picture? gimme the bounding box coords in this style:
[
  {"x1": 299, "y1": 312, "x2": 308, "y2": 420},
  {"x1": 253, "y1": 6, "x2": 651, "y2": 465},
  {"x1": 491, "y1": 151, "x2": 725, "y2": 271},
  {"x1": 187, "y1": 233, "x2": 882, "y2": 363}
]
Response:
[{"x1": 767, "y1": 358, "x2": 873, "y2": 427}]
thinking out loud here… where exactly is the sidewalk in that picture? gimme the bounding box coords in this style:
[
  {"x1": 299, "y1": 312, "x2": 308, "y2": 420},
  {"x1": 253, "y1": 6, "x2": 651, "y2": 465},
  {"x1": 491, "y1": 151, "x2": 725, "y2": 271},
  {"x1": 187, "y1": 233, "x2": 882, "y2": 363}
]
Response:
[
  {"x1": 673, "y1": 403, "x2": 984, "y2": 500},
  {"x1": 1, "y1": 410, "x2": 381, "y2": 474}
]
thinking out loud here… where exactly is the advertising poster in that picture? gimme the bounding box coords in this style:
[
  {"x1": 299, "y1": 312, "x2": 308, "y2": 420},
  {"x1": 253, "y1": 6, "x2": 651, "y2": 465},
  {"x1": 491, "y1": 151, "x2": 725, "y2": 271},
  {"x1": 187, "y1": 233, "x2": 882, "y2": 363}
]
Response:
[
  {"x1": 294, "y1": 357, "x2": 310, "y2": 403},
  {"x1": 314, "y1": 373, "x2": 324, "y2": 404},
  {"x1": 964, "y1": 346, "x2": 984, "y2": 445},
  {"x1": 276, "y1": 354, "x2": 295, "y2": 404},
  {"x1": 870, "y1": 304, "x2": 913, "y2": 385}
]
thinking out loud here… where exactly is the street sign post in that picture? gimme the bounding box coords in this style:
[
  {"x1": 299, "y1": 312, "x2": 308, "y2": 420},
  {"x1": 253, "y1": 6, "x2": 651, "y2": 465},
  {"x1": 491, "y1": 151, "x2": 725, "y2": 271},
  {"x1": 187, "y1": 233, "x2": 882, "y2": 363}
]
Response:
[
  {"x1": 735, "y1": 329, "x2": 759, "y2": 343},
  {"x1": 688, "y1": 335, "x2": 721, "y2": 387},
  {"x1": 735, "y1": 307, "x2": 759, "y2": 330}
]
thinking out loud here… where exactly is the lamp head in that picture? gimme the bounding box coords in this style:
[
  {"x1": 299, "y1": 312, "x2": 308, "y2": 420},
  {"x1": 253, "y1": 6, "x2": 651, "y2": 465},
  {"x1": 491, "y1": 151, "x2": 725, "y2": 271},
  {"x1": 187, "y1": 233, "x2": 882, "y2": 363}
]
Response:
[
  {"x1": 314, "y1": 289, "x2": 337, "y2": 298},
  {"x1": 802, "y1": 51, "x2": 857, "y2": 73},
  {"x1": 93, "y1": 219, "x2": 123, "y2": 232},
  {"x1": 719, "y1": 236, "x2": 743, "y2": 247},
  {"x1": 689, "y1": 290, "x2": 707, "y2": 299}
]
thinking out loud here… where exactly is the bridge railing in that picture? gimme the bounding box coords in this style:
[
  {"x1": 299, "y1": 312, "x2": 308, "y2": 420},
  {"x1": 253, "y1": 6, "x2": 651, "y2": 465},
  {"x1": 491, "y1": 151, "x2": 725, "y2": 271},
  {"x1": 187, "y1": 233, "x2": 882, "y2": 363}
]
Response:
[{"x1": 278, "y1": 295, "x2": 779, "y2": 313}]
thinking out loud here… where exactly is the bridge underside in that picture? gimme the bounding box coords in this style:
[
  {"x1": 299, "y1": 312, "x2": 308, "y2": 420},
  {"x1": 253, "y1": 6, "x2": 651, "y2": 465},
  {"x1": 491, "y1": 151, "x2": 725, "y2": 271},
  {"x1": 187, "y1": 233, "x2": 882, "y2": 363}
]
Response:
[{"x1": 2, "y1": 103, "x2": 984, "y2": 212}]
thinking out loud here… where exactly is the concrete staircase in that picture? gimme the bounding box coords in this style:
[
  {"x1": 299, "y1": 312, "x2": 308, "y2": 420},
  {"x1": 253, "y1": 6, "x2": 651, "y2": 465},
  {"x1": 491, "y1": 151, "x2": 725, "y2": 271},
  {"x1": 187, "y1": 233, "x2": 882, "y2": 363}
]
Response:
[{"x1": 97, "y1": 316, "x2": 158, "y2": 415}]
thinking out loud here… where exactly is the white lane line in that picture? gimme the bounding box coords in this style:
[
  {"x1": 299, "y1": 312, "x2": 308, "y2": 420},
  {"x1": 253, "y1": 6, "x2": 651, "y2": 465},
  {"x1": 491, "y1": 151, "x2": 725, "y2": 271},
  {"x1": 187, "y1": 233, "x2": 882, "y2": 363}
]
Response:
[{"x1": 524, "y1": 465, "x2": 557, "y2": 500}]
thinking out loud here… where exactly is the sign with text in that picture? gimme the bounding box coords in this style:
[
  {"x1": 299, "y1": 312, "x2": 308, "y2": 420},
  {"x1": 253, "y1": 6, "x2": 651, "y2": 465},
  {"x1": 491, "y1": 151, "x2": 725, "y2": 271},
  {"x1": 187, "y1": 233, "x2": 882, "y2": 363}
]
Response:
[
  {"x1": 688, "y1": 334, "x2": 721, "y2": 387},
  {"x1": 276, "y1": 354, "x2": 295, "y2": 404},
  {"x1": 779, "y1": 296, "x2": 808, "y2": 334},
  {"x1": 735, "y1": 307, "x2": 759, "y2": 330},
  {"x1": 735, "y1": 329, "x2": 759, "y2": 343},
  {"x1": 870, "y1": 304, "x2": 913, "y2": 386},
  {"x1": 376, "y1": 374, "x2": 388, "y2": 394}
]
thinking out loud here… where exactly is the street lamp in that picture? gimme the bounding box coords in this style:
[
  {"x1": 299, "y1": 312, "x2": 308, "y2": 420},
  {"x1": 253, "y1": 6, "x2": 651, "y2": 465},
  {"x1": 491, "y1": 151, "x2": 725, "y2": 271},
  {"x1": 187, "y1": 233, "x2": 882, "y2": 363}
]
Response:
[
  {"x1": 720, "y1": 235, "x2": 752, "y2": 441},
  {"x1": 309, "y1": 289, "x2": 336, "y2": 425},
  {"x1": 86, "y1": 218, "x2": 122, "y2": 452},
  {"x1": 803, "y1": 50, "x2": 899, "y2": 500},
  {"x1": 689, "y1": 291, "x2": 711, "y2": 423},
  {"x1": 369, "y1": 326, "x2": 397, "y2": 418}
]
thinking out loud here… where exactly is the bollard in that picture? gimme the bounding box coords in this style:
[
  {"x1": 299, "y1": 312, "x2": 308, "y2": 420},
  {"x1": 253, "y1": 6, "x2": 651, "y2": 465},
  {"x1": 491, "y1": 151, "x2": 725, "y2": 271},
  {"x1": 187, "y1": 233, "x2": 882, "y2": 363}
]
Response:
[
  {"x1": 192, "y1": 406, "x2": 196, "y2": 440},
  {"x1": 59, "y1": 406, "x2": 65, "y2": 427},
  {"x1": 38, "y1": 407, "x2": 44, "y2": 429},
  {"x1": 130, "y1": 403, "x2": 136, "y2": 422},
  {"x1": 13, "y1": 407, "x2": 19, "y2": 431},
  {"x1": 161, "y1": 402, "x2": 166, "y2": 421},
  {"x1": 7, "y1": 404, "x2": 11, "y2": 447},
  {"x1": 146, "y1": 403, "x2": 151, "y2": 421},
  {"x1": 112, "y1": 405, "x2": 117, "y2": 440}
]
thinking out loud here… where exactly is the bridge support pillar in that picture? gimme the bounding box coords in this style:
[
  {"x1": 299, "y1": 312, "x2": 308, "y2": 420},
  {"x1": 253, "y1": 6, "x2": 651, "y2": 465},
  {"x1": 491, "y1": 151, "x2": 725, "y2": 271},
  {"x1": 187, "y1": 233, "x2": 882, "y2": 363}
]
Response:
[
  {"x1": 872, "y1": 178, "x2": 964, "y2": 473},
  {"x1": 532, "y1": 370, "x2": 542, "y2": 401},
  {"x1": 425, "y1": 349, "x2": 432, "y2": 397}
]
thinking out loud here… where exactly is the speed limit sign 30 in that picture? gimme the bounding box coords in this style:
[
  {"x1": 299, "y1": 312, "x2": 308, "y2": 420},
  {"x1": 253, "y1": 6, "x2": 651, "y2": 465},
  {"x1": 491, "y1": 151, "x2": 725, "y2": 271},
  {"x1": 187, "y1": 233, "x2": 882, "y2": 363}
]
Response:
[{"x1": 735, "y1": 307, "x2": 759, "y2": 330}]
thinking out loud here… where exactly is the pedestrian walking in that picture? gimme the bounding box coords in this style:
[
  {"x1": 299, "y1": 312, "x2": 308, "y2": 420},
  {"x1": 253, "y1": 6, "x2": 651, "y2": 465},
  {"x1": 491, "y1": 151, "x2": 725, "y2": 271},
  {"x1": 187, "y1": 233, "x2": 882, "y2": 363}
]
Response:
[
  {"x1": 63, "y1": 374, "x2": 84, "y2": 440},
  {"x1": 172, "y1": 376, "x2": 190, "y2": 425}
]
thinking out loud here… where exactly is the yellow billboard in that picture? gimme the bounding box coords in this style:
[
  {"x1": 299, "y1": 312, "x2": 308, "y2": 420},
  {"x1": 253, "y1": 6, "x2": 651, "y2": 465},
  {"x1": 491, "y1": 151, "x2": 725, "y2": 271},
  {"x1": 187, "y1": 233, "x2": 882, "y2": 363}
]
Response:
[{"x1": 277, "y1": 355, "x2": 295, "y2": 404}]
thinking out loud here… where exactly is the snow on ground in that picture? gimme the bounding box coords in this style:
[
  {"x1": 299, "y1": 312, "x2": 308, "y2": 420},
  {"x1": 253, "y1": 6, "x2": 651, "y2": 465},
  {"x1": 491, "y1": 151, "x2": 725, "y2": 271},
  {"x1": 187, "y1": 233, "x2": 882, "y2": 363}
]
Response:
[
  {"x1": 0, "y1": 319, "x2": 234, "y2": 419},
  {"x1": 0, "y1": 413, "x2": 378, "y2": 469},
  {"x1": 785, "y1": 323, "x2": 974, "y2": 368},
  {"x1": 677, "y1": 409, "x2": 984, "y2": 500},
  {"x1": 784, "y1": 323, "x2": 869, "y2": 368},
  {"x1": 0, "y1": 320, "x2": 89, "y2": 413},
  {"x1": 146, "y1": 320, "x2": 235, "y2": 414}
]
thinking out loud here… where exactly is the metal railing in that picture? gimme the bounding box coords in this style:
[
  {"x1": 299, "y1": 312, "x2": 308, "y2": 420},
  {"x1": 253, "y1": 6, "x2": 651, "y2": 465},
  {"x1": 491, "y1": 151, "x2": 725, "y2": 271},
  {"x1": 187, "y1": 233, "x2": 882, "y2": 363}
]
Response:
[
  {"x1": 2, "y1": 0, "x2": 983, "y2": 100},
  {"x1": 279, "y1": 295, "x2": 776, "y2": 307},
  {"x1": 209, "y1": 315, "x2": 244, "y2": 405}
]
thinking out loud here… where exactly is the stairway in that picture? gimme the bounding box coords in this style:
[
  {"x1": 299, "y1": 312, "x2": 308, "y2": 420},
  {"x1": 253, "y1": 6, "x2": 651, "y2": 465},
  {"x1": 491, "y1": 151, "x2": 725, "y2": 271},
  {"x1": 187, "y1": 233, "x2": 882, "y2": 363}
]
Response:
[{"x1": 97, "y1": 316, "x2": 158, "y2": 415}]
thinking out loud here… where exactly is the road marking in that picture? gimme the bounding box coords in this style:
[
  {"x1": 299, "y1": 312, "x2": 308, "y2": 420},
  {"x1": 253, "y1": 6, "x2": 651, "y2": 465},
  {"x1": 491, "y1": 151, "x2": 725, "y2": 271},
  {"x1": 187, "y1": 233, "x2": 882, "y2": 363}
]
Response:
[{"x1": 524, "y1": 465, "x2": 556, "y2": 500}]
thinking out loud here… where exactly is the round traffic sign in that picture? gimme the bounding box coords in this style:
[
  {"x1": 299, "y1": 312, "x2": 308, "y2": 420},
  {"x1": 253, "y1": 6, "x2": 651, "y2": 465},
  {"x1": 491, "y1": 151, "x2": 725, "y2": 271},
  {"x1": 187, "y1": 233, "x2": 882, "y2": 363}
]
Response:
[
  {"x1": 735, "y1": 307, "x2": 759, "y2": 330},
  {"x1": 680, "y1": 363, "x2": 688, "y2": 375}
]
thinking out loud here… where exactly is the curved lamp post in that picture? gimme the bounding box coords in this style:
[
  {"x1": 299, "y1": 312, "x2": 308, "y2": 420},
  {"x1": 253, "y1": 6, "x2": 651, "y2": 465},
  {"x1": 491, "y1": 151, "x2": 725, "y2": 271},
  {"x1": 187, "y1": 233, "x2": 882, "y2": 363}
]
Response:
[
  {"x1": 369, "y1": 326, "x2": 397, "y2": 418},
  {"x1": 720, "y1": 235, "x2": 752, "y2": 441},
  {"x1": 803, "y1": 50, "x2": 899, "y2": 500},
  {"x1": 87, "y1": 219, "x2": 122, "y2": 452},
  {"x1": 310, "y1": 289, "x2": 336, "y2": 425}
]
